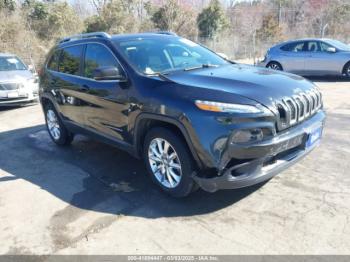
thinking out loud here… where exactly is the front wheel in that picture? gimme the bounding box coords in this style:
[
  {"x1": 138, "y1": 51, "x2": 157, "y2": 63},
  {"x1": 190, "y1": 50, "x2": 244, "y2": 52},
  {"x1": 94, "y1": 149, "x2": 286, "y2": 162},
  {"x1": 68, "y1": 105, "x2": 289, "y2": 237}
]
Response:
[
  {"x1": 143, "y1": 128, "x2": 197, "y2": 197},
  {"x1": 267, "y1": 62, "x2": 283, "y2": 71}
]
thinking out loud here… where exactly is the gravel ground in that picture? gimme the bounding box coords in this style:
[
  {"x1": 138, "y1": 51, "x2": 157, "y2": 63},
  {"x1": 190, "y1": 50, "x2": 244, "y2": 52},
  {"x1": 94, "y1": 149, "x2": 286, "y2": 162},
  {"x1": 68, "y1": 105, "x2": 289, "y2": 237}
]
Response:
[{"x1": 0, "y1": 77, "x2": 349, "y2": 255}]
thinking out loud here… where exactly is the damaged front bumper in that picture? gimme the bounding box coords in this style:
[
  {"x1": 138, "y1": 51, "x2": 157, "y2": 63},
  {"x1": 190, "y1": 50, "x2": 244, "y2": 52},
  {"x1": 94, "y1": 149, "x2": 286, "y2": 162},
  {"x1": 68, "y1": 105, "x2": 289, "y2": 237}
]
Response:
[{"x1": 193, "y1": 110, "x2": 326, "y2": 192}]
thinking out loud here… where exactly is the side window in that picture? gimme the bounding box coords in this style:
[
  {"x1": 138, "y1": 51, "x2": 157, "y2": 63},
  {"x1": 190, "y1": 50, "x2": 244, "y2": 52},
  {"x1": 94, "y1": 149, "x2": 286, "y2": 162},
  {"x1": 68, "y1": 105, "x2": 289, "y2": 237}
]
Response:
[
  {"x1": 320, "y1": 42, "x2": 333, "y2": 52},
  {"x1": 84, "y1": 43, "x2": 120, "y2": 79},
  {"x1": 306, "y1": 41, "x2": 320, "y2": 52},
  {"x1": 281, "y1": 42, "x2": 305, "y2": 52},
  {"x1": 47, "y1": 50, "x2": 61, "y2": 71},
  {"x1": 280, "y1": 43, "x2": 293, "y2": 51},
  {"x1": 58, "y1": 45, "x2": 84, "y2": 75}
]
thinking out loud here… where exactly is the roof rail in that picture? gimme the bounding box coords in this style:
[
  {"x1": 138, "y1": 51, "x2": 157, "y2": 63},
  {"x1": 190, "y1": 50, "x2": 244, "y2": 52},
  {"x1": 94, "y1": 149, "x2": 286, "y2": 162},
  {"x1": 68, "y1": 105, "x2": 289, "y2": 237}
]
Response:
[
  {"x1": 59, "y1": 32, "x2": 111, "y2": 44},
  {"x1": 145, "y1": 31, "x2": 177, "y2": 36},
  {"x1": 157, "y1": 31, "x2": 177, "y2": 36}
]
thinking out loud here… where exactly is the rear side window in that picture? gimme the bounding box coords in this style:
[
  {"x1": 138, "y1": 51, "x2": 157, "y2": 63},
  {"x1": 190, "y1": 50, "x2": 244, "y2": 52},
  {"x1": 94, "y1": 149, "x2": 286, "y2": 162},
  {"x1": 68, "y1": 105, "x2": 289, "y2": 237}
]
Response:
[
  {"x1": 84, "y1": 43, "x2": 120, "y2": 79},
  {"x1": 280, "y1": 42, "x2": 305, "y2": 52},
  {"x1": 47, "y1": 50, "x2": 61, "y2": 71},
  {"x1": 58, "y1": 45, "x2": 84, "y2": 75}
]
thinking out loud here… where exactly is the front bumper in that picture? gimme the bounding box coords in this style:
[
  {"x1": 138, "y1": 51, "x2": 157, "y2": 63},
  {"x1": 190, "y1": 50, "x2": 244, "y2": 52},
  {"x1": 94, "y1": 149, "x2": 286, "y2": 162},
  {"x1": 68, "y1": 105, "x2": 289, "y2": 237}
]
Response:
[
  {"x1": 193, "y1": 110, "x2": 326, "y2": 192},
  {"x1": 257, "y1": 60, "x2": 268, "y2": 67},
  {"x1": 0, "y1": 85, "x2": 39, "y2": 106}
]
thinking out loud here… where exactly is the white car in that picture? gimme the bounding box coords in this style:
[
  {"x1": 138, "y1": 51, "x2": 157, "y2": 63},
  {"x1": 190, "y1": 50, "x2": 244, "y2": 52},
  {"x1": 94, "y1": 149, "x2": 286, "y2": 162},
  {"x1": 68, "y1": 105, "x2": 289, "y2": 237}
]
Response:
[{"x1": 0, "y1": 53, "x2": 39, "y2": 106}]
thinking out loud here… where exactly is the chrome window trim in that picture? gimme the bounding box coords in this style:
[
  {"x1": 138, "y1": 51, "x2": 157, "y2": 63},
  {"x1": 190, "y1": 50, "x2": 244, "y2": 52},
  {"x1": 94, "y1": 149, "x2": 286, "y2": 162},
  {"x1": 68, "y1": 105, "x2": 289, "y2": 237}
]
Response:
[{"x1": 45, "y1": 41, "x2": 128, "y2": 83}]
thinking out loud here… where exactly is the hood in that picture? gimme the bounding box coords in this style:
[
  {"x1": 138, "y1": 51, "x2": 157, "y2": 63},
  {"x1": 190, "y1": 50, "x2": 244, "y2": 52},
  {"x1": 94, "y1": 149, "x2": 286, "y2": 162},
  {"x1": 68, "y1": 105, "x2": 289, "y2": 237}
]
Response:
[
  {"x1": 0, "y1": 70, "x2": 34, "y2": 83},
  {"x1": 165, "y1": 64, "x2": 316, "y2": 109}
]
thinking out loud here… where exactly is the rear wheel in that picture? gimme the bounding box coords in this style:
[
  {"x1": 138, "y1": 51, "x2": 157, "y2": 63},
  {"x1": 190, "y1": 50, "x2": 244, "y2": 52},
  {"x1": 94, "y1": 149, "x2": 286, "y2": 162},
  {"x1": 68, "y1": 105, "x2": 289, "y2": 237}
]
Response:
[
  {"x1": 344, "y1": 62, "x2": 350, "y2": 78},
  {"x1": 143, "y1": 128, "x2": 197, "y2": 197},
  {"x1": 267, "y1": 61, "x2": 283, "y2": 71},
  {"x1": 44, "y1": 103, "x2": 74, "y2": 146}
]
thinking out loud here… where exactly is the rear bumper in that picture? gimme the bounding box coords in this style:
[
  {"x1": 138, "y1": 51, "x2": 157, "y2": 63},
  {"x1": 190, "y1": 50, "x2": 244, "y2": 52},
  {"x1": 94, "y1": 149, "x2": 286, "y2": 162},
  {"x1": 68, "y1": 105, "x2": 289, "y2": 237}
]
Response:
[{"x1": 193, "y1": 110, "x2": 326, "y2": 192}]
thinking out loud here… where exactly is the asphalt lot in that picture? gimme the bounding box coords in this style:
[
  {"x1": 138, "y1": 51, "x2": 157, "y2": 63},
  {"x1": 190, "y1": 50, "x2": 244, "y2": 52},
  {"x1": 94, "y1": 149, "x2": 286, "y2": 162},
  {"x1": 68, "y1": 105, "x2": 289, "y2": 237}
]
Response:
[{"x1": 0, "y1": 77, "x2": 350, "y2": 255}]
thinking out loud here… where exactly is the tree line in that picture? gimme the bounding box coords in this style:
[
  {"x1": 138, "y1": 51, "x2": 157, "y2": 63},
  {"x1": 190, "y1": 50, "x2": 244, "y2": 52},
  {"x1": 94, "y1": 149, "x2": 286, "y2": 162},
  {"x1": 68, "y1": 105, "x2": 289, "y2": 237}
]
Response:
[{"x1": 1, "y1": 0, "x2": 349, "y2": 67}]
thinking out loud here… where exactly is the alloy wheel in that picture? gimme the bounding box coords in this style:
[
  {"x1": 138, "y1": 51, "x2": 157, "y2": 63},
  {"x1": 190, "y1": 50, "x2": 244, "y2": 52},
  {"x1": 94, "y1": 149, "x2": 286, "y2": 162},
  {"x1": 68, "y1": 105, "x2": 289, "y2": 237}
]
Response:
[
  {"x1": 268, "y1": 63, "x2": 282, "y2": 70},
  {"x1": 148, "y1": 138, "x2": 182, "y2": 189},
  {"x1": 46, "y1": 109, "x2": 61, "y2": 140}
]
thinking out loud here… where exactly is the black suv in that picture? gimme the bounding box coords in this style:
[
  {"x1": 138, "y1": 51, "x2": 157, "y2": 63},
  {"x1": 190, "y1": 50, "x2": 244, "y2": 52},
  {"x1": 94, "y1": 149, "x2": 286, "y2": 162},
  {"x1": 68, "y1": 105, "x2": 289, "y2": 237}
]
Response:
[{"x1": 40, "y1": 32, "x2": 326, "y2": 197}]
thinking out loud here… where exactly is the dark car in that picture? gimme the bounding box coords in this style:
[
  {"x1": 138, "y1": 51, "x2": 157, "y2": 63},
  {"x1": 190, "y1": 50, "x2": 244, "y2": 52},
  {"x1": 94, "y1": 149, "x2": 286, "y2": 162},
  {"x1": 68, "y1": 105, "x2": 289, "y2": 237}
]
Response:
[{"x1": 39, "y1": 32, "x2": 326, "y2": 197}]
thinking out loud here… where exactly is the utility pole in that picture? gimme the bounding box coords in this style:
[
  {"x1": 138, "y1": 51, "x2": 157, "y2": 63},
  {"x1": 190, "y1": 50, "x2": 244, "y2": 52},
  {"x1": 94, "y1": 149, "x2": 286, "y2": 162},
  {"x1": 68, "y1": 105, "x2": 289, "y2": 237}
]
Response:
[
  {"x1": 321, "y1": 23, "x2": 328, "y2": 38},
  {"x1": 278, "y1": 1, "x2": 282, "y2": 26}
]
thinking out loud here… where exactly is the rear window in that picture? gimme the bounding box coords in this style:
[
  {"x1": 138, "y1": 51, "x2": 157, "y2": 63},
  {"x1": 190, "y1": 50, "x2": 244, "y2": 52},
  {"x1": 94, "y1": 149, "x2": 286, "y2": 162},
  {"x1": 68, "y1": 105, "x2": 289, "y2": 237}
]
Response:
[
  {"x1": 280, "y1": 42, "x2": 305, "y2": 52},
  {"x1": 58, "y1": 45, "x2": 84, "y2": 75}
]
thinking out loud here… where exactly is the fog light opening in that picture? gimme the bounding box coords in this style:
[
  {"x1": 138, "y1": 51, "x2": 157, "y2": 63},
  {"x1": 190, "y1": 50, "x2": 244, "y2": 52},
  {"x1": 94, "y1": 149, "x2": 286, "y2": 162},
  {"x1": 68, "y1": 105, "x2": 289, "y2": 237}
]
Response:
[{"x1": 231, "y1": 129, "x2": 264, "y2": 144}]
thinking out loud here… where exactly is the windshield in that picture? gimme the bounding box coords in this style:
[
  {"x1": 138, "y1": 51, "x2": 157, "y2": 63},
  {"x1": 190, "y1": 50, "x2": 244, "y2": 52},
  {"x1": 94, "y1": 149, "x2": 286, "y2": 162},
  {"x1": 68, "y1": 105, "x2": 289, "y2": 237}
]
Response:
[
  {"x1": 0, "y1": 56, "x2": 27, "y2": 71},
  {"x1": 114, "y1": 37, "x2": 229, "y2": 75},
  {"x1": 325, "y1": 39, "x2": 350, "y2": 51}
]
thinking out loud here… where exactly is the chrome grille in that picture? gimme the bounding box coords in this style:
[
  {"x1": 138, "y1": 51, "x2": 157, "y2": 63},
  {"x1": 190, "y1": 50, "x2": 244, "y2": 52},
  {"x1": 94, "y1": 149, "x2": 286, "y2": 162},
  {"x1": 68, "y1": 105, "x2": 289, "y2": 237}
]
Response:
[
  {"x1": 0, "y1": 83, "x2": 22, "y2": 91},
  {"x1": 276, "y1": 89, "x2": 322, "y2": 131}
]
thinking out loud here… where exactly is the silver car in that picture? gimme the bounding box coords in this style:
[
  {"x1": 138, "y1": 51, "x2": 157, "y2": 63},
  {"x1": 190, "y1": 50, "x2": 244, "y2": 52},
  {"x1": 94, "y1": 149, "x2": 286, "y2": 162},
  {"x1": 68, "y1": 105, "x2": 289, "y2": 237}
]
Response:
[
  {"x1": 258, "y1": 38, "x2": 350, "y2": 77},
  {"x1": 0, "y1": 53, "x2": 39, "y2": 106}
]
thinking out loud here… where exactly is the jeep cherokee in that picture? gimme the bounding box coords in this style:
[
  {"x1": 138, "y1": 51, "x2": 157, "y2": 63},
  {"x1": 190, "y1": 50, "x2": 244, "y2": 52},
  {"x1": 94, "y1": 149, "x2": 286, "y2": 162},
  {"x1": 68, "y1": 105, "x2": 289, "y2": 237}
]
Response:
[{"x1": 39, "y1": 32, "x2": 326, "y2": 197}]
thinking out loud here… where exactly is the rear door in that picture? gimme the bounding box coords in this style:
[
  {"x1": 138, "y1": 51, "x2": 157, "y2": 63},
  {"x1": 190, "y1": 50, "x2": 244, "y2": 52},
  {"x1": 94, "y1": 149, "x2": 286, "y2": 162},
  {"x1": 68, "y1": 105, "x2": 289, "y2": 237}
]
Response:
[
  {"x1": 279, "y1": 41, "x2": 307, "y2": 74},
  {"x1": 50, "y1": 44, "x2": 87, "y2": 126},
  {"x1": 79, "y1": 43, "x2": 130, "y2": 142}
]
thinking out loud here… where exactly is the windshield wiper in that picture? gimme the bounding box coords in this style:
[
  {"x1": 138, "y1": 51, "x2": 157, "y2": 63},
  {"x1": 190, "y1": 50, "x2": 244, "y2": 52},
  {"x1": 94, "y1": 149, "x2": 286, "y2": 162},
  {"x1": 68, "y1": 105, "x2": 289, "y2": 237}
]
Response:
[
  {"x1": 146, "y1": 72, "x2": 174, "y2": 82},
  {"x1": 184, "y1": 64, "x2": 219, "y2": 71}
]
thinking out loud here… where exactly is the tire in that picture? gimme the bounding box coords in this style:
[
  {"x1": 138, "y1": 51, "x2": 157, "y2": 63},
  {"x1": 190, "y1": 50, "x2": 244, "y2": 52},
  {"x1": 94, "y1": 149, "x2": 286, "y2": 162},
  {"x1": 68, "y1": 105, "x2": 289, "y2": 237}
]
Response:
[
  {"x1": 344, "y1": 62, "x2": 350, "y2": 78},
  {"x1": 267, "y1": 61, "x2": 283, "y2": 71},
  {"x1": 143, "y1": 127, "x2": 197, "y2": 198},
  {"x1": 44, "y1": 103, "x2": 74, "y2": 146}
]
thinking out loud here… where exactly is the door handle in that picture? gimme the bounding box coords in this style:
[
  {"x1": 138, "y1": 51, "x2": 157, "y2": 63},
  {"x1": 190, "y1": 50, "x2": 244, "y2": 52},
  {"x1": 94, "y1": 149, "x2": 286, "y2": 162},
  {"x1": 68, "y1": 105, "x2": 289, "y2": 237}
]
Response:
[{"x1": 80, "y1": 85, "x2": 90, "y2": 92}]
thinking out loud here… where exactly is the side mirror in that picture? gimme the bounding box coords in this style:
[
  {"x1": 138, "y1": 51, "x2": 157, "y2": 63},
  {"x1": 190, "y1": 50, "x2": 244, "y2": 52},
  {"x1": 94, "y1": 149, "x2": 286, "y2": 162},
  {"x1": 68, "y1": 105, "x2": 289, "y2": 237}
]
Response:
[
  {"x1": 326, "y1": 47, "x2": 336, "y2": 53},
  {"x1": 93, "y1": 66, "x2": 126, "y2": 81}
]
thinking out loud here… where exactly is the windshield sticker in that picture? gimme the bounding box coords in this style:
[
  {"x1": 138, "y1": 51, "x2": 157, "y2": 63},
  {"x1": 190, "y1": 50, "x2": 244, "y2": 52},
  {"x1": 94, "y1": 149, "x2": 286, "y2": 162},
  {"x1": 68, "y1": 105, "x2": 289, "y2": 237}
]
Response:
[
  {"x1": 145, "y1": 67, "x2": 155, "y2": 74},
  {"x1": 179, "y1": 38, "x2": 198, "y2": 47}
]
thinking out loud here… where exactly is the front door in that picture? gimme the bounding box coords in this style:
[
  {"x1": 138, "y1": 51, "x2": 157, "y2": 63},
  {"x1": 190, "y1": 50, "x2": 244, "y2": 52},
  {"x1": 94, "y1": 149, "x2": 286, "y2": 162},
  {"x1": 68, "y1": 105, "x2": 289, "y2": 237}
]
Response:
[
  {"x1": 304, "y1": 41, "x2": 340, "y2": 75},
  {"x1": 79, "y1": 43, "x2": 130, "y2": 143}
]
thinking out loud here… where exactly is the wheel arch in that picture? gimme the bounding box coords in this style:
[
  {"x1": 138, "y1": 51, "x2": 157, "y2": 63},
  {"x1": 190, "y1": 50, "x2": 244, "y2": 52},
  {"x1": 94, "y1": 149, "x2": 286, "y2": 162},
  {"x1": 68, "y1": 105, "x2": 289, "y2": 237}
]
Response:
[
  {"x1": 40, "y1": 93, "x2": 59, "y2": 111},
  {"x1": 342, "y1": 60, "x2": 350, "y2": 75},
  {"x1": 134, "y1": 113, "x2": 203, "y2": 169},
  {"x1": 267, "y1": 60, "x2": 284, "y2": 70}
]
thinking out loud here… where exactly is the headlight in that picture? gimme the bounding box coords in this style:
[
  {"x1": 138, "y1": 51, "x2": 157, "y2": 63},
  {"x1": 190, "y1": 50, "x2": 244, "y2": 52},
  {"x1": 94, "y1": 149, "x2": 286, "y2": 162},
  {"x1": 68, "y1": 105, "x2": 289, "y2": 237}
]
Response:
[
  {"x1": 27, "y1": 77, "x2": 39, "y2": 84},
  {"x1": 195, "y1": 100, "x2": 263, "y2": 114}
]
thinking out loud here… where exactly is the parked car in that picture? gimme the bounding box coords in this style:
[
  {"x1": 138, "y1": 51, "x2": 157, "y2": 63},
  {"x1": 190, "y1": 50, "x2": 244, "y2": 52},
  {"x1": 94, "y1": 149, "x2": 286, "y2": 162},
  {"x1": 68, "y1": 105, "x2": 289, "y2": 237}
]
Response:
[
  {"x1": 0, "y1": 53, "x2": 39, "y2": 106},
  {"x1": 39, "y1": 32, "x2": 325, "y2": 197},
  {"x1": 258, "y1": 38, "x2": 350, "y2": 77}
]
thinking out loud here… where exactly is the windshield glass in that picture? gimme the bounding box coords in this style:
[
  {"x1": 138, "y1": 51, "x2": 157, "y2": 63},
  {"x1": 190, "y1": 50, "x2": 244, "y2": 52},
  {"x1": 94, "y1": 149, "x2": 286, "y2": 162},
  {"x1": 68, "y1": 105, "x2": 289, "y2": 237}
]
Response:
[
  {"x1": 0, "y1": 56, "x2": 27, "y2": 71},
  {"x1": 325, "y1": 39, "x2": 350, "y2": 51},
  {"x1": 114, "y1": 37, "x2": 229, "y2": 75}
]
